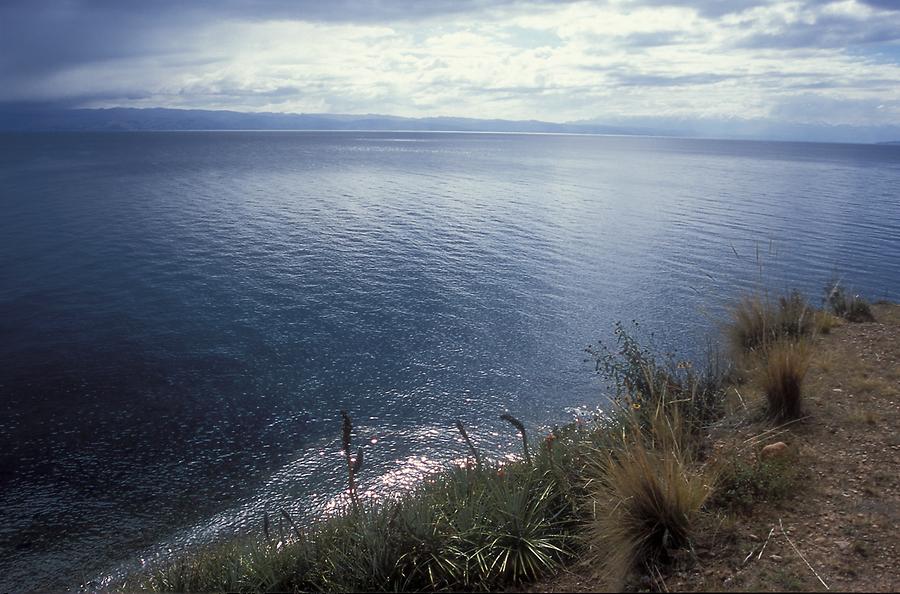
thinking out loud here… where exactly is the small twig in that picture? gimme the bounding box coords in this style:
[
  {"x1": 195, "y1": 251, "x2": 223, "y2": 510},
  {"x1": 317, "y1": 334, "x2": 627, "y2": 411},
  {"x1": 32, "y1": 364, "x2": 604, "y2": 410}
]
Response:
[
  {"x1": 757, "y1": 526, "x2": 775, "y2": 560},
  {"x1": 281, "y1": 509, "x2": 303, "y2": 541},
  {"x1": 745, "y1": 428, "x2": 791, "y2": 447},
  {"x1": 742, "y1": 548, "x2": 757, "y2": 565},
  {"x1": 741, "y1": 416, "x2": 808, "y2": 444},
  {"x1": 779, "y1": 518, "x2": 829, "y2": 590},
  {"x1": 654, "y1": 565, "x2": 669, "y2": 593},
  {"x1": 733, "y1": 387, "x2": 747, "y2": 410}
]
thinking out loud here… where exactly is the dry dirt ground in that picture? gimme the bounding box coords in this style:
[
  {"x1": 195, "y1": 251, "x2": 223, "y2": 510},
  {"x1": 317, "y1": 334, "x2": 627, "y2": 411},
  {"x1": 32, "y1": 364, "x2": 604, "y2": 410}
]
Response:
[{"x1": 532, "y1": 303, "x2": 900, "y2": 593}]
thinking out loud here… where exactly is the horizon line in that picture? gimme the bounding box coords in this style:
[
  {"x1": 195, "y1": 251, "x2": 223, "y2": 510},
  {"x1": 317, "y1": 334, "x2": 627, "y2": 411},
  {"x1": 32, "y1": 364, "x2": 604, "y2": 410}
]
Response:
[{"x1": 2, "y1": 127, "x2": 892, "y2": 147}]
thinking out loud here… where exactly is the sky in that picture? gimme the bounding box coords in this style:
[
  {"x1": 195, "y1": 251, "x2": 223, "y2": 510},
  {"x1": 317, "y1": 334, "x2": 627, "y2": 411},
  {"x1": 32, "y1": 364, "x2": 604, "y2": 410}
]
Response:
[{"x1": 2, "y1": 0, "x2": 900, "y2": 136}]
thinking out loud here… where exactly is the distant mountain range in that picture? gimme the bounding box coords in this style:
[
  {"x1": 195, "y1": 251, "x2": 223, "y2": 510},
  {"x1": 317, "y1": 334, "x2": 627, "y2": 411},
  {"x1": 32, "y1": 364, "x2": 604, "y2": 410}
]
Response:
[
  {"x1": 1, "y1": 106, "x2": 898, "y2": 144},
  {"x1": 0, "y1": 106, "x2": 649, "y2": 136}
]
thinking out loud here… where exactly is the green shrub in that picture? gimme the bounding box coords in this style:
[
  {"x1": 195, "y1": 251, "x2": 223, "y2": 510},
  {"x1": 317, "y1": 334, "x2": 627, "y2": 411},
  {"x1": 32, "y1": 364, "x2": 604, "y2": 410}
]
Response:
[
  {"x1": 586, "y1": 321, "x2": 727, "y2": 434},
  {"x1": 824, "y1": 281, "x2": 874, "y2": 322},
  {"x1": 710, "y1": 453, "x2": 798, "y2": 513}
]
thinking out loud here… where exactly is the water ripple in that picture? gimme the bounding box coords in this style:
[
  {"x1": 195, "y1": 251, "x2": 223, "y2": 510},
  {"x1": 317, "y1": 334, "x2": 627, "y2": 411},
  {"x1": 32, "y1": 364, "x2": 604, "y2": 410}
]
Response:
[{"x1": 1, "y1": 132, "x2": 899, "y2": 590}]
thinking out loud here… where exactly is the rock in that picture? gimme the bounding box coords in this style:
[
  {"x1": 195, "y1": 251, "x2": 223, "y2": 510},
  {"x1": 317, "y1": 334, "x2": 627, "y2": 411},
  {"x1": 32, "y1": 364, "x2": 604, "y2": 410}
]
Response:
[
  {"x1": 760, "y1": 441, "x2": 789, "y2": 460},
  {"x1": 769, "y1": 554, "x2": 783, "y2": 562},
  {"x1": 836, "y1": 540, "x2": 851, "y2": 550}
]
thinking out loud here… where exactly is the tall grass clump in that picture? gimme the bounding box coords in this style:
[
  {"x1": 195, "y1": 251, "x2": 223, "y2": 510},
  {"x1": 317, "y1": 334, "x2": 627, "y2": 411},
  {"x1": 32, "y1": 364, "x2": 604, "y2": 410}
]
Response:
[
  {"x1": 824, "y1": 280, "x2": 875, "y2": 322},
  {"x1": 585, "y1": 404, "x2": 710, "y2": 589},
  {"x1": 727, "y1": 290, "x2": 814, "y2": 355},
  {"x1": 761, "y1": 340, "x2": 811, "y2": 421}
]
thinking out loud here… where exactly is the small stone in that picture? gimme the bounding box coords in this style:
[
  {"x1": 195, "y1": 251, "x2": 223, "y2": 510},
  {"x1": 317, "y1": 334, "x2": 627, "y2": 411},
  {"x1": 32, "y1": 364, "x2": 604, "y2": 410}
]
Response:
[
  {"x1": 748, "y1": 533, "x2": 760, "y2": 542},
  {"x1": 836, "y1": 540, "x2": 851, "y2": 551},
  {"x1": 761, "y1": 441, "x2": 789, "y2": 460},
  {"x1": 770, "y1": 554, "x2": 783, "y2": 562}
]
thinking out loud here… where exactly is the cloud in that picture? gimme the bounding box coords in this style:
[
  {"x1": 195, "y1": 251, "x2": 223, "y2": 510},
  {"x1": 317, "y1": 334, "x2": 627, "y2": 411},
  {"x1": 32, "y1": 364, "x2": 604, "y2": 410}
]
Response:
[
  {"x1": 858, "y1": 0, "x2": 900, "y2": 10},
  {"x1": 609, "y1": 72, "x2": 735, "y2": 86},
  {"x1": 1, "y1": 0, "x2": 898, "y2": 136},
  {"x1": 0, "y1": 0, "x2": 529, "y2": 80},
  {"x1": 734, "y1": 11, "x2": 900, "y2": 49},
  {"x1": 631, "y1": 0, "x2": 769, "y2": 17},
  {"x1": 619, "y1": 30, "x2": 700, "y2": 47}
]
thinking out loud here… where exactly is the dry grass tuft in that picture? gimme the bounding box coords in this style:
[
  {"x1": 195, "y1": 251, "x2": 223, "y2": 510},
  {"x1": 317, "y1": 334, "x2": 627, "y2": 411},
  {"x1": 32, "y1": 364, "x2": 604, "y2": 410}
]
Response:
[
  {"x1": 727, "y1": 291, "x2": 814, "y2": 357},
  {"x1": 813, "y1": 310, "x2": 842, "y2": 334},
  {"x1": 585, "y1": 406, "x2": 709, "y2": 589},
  {"x1": 727, "y1": 294, "x2": 776, "y2": 355},
  {"x1": 761, "y1": 341, "x2": 811, "y2": 421}
]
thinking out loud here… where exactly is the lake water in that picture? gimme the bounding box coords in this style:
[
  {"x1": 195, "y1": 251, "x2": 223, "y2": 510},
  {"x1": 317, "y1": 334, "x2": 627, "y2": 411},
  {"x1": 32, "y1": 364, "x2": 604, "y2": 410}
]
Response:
[{"x1": 1, "y1": 132, "x2": 899, "y2": 590}]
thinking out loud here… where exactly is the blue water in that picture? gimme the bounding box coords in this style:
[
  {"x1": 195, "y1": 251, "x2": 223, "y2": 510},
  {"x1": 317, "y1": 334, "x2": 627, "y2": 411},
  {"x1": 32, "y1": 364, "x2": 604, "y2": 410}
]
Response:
[{"x1": 1, "y1": 132, "x2": 899, "y2": 590}]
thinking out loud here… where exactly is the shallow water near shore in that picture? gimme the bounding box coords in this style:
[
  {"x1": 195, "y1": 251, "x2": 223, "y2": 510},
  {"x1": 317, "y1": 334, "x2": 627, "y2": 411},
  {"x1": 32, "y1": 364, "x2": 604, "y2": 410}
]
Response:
[{"x1": 1, "y1": 131, "x2": 899, "y2": 590}]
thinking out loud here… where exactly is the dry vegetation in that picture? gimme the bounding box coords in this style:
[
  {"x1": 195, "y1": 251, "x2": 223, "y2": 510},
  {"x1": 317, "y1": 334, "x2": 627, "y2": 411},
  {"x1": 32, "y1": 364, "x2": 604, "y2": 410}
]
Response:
[{"x1": 535, "y1": 299, "x2": 899, "y2": 593}]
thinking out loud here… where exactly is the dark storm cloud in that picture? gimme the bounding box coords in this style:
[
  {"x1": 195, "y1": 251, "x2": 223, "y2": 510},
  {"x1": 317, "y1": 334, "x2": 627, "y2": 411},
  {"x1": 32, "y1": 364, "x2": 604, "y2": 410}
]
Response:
[
  {"x1": 858, "y1": 0, "x2": 900, "y2": 10},
  {"x1": 734, "y1": 12, "x2": 900, "y2": 49},
  {"x1": 0, "y1": 0, "x2": 533, "y2": 84},
  {"x1": 0, "y1": 1, "x2": 169, "y2": 81},
  {"x1": 0, "y1": 0, "x2": 891, "y2": 88},
  {"x1": 630, "y1": 0, "x2": 768, "y2": 17}
]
